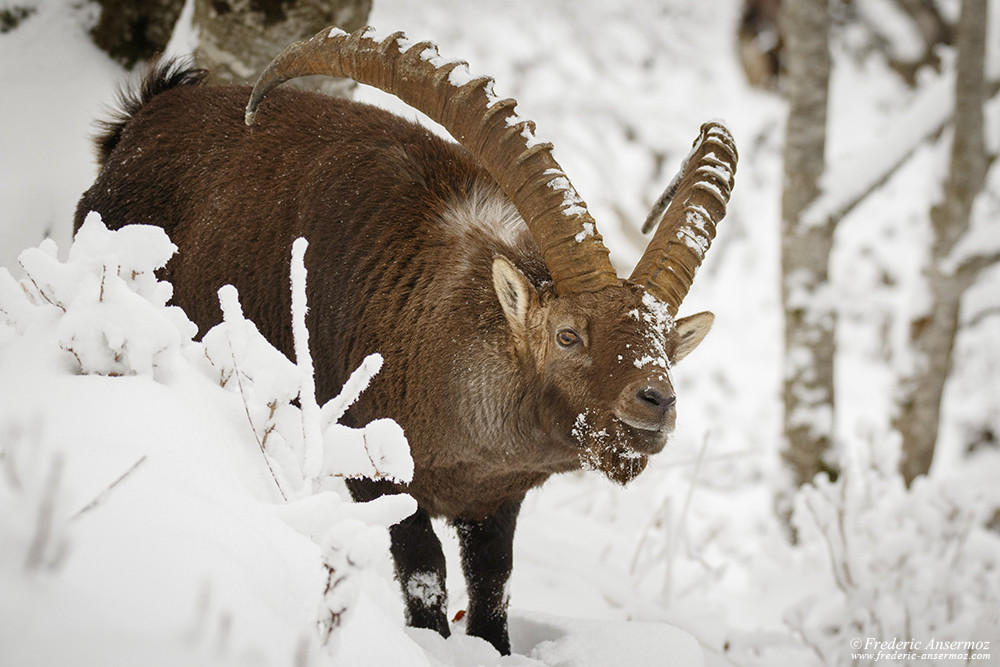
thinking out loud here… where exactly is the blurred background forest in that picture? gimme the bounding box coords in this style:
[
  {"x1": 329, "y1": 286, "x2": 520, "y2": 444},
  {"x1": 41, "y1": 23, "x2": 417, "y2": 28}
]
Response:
[{"x1": 1, "y1": 0, "x2": 999, "y2": 665}]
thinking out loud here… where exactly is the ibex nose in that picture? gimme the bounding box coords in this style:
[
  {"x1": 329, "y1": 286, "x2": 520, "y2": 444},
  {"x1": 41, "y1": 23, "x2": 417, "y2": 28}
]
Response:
[
  {"x1": 616, "y1": 379, "x2": 676, "y2": 434},
  {"x1": 636, "y1": 386, "x2": 675, "y2": 414}
]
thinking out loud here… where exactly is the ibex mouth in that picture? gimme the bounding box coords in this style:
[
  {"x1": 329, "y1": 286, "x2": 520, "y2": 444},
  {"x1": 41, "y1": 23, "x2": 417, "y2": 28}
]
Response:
[
  {"x1": 615, "y1": 411, "x2": 675, "y2": 434},
  {"x1": 619, "y1": 421, "x2": 670, "y2": 455},
  {"x1": 580, "y1": 436, "x2": 653, "y2": 486},
  {"x1": 572, "y1": 412, "x2": 664, "y2": 484}
]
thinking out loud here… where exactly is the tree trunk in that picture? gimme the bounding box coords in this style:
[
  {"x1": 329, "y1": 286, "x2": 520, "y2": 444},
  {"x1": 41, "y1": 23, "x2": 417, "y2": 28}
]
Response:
[
  {"x1": 193, "y1": 0, "x2": 371, "y2": 95},
  {"x1": 896, "y1": 0, "x2": 988, "y2": 486},
  {"x1": 89, "y1": 0, "x2": 185, "y2": 68},
  {"x1": 738, "y1": 0, "x2": 782, "y2": 89},
  {"x1": 779, "y1": 0, "x2": 838, "y2": 487}
]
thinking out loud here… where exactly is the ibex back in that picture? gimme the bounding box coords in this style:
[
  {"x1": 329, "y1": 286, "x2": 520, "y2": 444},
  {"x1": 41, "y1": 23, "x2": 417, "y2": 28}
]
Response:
[{"x1": 76, "y1": 26, "x2": 737, "y2": 654}]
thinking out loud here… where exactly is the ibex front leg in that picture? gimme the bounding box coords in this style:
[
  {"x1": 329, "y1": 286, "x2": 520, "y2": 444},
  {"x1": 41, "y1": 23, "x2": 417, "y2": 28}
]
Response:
[
  {"x1": 347, "y1": 479, "x2": 450, "y2": 636},
  {"x1": 452, "y1": 497, "x2": 523, "y2": 655},
  {"x1": 389, "y1": 507, "x2": 451, "y2": 635}
]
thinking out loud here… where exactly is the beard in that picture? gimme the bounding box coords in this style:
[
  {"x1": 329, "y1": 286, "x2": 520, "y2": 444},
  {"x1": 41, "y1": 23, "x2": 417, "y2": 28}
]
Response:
[{"x1": 575, "y1": 418, "x2": 652, "y2": 485}]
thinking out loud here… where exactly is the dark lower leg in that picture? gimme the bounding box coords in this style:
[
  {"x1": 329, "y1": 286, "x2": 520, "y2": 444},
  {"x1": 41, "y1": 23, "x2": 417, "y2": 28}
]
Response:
[
  {"x1": 346, "y1": 479, "x2": 450, "y2": 636},
  {"x1": 452, "y1": 498, "x2": 523, "y2": 655}
]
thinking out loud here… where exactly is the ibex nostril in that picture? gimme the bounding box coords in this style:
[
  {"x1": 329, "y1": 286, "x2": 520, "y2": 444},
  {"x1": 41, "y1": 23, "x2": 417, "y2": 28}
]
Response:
[{"x1": 636, "y1": 387, "x2": 675, "y2": 410}]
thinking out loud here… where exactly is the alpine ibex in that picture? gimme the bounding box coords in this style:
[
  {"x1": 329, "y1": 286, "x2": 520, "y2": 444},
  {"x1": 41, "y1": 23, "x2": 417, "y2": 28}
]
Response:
[{"x1": 76, "y1": 26, "x2": 737, "y2": 654}]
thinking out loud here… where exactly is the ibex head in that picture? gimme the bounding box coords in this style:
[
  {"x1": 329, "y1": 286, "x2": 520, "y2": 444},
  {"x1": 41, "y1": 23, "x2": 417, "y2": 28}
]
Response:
[{"x1": 245, "y1": 26, "x2": 737, "y2": 484}]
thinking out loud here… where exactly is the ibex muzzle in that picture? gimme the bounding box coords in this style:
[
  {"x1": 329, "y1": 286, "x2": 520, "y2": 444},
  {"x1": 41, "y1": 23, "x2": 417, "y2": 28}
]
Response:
[
  {"x1": 76, "y1": 25, "x2": 737, "y2": 655},
  {"x1": 618, "y1": 379, "x2": 676, "y2": 437}
]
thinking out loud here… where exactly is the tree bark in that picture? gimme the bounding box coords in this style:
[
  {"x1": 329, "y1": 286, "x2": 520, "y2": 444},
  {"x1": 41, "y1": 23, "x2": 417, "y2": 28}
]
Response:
[
  {"x1": 779, "y1": 0, "x2": 838, "y2": 487},
  {"x1": 896, "y1": 0, "x2": 988, "y2": 486},
  {"x1": 89, "y1": 0, "x2": 185, "y2": 68},
  {"x1": 193, "y1": 0, "x2": 371, "y2": 95},
  {"x1": 738, "y1": 0, "x2": 782, "y2": 89}
]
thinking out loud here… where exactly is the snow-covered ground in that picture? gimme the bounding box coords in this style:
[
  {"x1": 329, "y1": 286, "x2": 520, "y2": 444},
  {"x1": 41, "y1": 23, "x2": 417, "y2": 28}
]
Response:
[{"x1": 2, "y1": 1, "x2": 1000, "y2": 665}]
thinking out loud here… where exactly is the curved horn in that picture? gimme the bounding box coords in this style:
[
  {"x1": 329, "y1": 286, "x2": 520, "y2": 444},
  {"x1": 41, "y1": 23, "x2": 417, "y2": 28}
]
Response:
[
  {"x1": 245, "y1": 26, "x2": 619, "y2": 295},
  {"x1": 629, "y1": 122, "x2": 737, "y2": 315}
]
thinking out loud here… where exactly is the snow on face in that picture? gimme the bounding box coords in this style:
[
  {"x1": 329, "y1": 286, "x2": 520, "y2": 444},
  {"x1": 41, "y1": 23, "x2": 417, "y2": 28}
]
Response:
[
  {"x1": 627, "y1": 292, "x2": 676, "y2": 382},
  {"x1": 567, "y1": 291, "x2": 676, "y2": 485},
  {"x1": 572, "y1": 409, "x2": 649, "y2": 486}
]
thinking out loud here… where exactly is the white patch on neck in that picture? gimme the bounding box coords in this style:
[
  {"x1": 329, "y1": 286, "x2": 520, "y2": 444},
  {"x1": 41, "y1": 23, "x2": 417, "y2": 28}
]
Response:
[{"x1": 439, "y1": 185, "x2": 527, "y2": 248}]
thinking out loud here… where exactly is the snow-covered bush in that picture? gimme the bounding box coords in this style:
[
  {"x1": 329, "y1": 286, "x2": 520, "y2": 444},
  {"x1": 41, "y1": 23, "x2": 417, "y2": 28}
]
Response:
[
  {"x1": 785, "y1": 462, "x2": 1000, "y2": 666},
  {"x1": 0, "y1": 216, "x2": 417, "y2": 663},
  {"x1": 198, "y1": 236, "x2": 416, "y2": 644},
  {"x1": 201, "y1": 282, "x2": 304, "y2": 495},
  {"x1": 3, "y1": 212, "x2": 194, "y2": 377},
  {"x1": 620, "y1": 446, "x2": 1000, "y2": 667},
  {"x1": 199, "y1": 241, "x2": 413, "y2": 502}
]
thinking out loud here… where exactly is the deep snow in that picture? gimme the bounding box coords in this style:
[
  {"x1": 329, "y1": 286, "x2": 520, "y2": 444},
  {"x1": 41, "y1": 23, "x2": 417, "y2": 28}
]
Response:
[{"x1": 2, "y1": 0, "x2": 1000, "y2": 665}]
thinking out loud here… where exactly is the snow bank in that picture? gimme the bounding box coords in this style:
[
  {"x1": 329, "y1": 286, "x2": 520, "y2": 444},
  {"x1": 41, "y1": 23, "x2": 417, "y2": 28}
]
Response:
[
  {"x1": 0, "y1": 218, "x2": 422, "y2": 664},
  {"x1": 510, "y1": 612, "x2": 702, "y2": 667},
  {"x1": 404, "y1": 611, "x2": 703, "y2": 667}
]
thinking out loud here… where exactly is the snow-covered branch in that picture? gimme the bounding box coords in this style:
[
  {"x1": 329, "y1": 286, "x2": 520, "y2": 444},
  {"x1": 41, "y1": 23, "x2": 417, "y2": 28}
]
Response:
[
  {"x1": 803, "y1": 70, "x2": 954, "y2": 229},
  {"x1": 290, "y1": 238, "x2": 323, "y2": 487}
]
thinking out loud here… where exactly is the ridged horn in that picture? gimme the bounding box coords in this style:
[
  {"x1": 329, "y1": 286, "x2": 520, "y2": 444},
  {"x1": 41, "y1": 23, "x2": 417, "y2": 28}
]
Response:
[
  {"x1": 629, "y1": 122, "x2": 737, "y2": 316},
  {"x1": 245, "y1": 26, "x2": 619, "y2": 295}
]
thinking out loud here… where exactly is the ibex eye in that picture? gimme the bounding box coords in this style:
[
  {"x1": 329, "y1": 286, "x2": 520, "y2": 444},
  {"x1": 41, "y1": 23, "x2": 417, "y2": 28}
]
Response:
[{"x1": 556, "y1": 329, "x2": 579, "y2": 347}]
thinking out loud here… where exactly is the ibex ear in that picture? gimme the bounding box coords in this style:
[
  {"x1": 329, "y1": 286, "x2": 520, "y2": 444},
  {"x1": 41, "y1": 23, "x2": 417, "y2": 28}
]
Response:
[
  {"x1": 492, "y1": 256, "x2": 537, "y2": 336},
  {"x1": 673, "y1": 311, "x2": 714, "y2": 362}
]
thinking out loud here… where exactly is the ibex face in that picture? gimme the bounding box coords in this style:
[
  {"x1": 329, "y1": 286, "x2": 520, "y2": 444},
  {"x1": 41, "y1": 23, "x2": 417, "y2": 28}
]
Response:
[{"x1": 494, "y1": 259, "x2": 713, "y2": 483}]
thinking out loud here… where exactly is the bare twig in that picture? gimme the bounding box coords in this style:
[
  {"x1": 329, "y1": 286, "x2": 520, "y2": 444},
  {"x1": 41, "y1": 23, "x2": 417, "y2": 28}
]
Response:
[
  {"x1": 964, "y1": 305, "x2": 1000, "y2": 329},
  {"x1": 19, "y1": 264, "x2": 65, "y2": 312},
  {"x1": 811, "y1": 106, "x2": 949, "y2": 229},
  {"x1": 0, "y1": 446, "x2": 19, "y2": 490},
  {"x1": 783, "y1": 608, "x2": 831, "y2": 667},
  {"x1": 0, "y1": 302, "x2": 18, "y2": 328},
  {"x1": 260, "y1": 400, "x2": 278, "y2": 449},
  {"x1": 663, "y1": 434, "x2": 710, "y2": 603},
  {"x1": 72, "y1": 455, "x2": 148, "y2": 521},
  {"x1": 227, "y1": 339, "x2": 288, "y2": 501},
  {"x1": 629, "y1": 497, "x2": 669, "y2": 578},
  {"x1": 803, "y1": 494, "x2": 850, "y2": 594},
  {"x1": 318, "y1": 564, "x2": 351, "y2": 644},
  {"x1": 62, "y1": 343, "x2": 83, "y2": 372},
  {"x1": 24, "y1": 453, "x2": 64, "y2": 571},
  {"x1": 957, "y1": 250, "x2": 1000, "y2": 282},
  {"x1": 99, "y1": 264, "x2": 108, "y2": 302},
  {"x1": 657, "y1": 448, "x2": 755, "y2": 471}
]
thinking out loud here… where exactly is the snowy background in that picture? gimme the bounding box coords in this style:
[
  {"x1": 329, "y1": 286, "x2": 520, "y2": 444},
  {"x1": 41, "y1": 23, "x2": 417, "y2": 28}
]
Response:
[{"x1": 2, "y1": 0, "x2": 1000, "y2": 665}]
